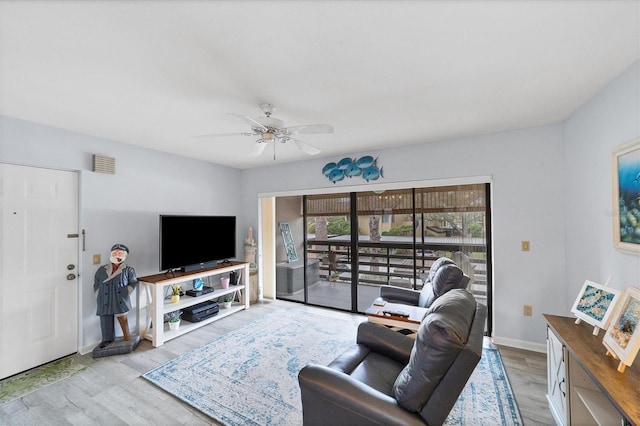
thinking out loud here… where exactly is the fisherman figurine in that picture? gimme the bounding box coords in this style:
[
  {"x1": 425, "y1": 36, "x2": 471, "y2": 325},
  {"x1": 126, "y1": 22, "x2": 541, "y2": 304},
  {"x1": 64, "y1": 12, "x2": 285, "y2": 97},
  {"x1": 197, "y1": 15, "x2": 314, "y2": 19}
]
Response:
[{"x1": 94, "y1": 244, "x2": 138, "y2": 349}]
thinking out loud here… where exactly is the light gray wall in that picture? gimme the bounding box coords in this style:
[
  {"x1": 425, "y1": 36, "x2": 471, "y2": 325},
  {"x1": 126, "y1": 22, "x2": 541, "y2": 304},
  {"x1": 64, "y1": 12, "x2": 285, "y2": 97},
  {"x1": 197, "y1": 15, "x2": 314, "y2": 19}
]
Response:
[
  {"x1": 563, "y1": 61, "x2": 640, "y2": 298},
  {"x1": 241, "y1": 123, "x2": 567, "y2": 349},
  {"x1": 0, "y1": 116, "x2": 242, "y2": 349},
  {"x1": 2, "y1": 59, "x2": 637, "y2": 351},
  {"x1": 239, "y1": 60, "x2": 640, "y2": 349}
]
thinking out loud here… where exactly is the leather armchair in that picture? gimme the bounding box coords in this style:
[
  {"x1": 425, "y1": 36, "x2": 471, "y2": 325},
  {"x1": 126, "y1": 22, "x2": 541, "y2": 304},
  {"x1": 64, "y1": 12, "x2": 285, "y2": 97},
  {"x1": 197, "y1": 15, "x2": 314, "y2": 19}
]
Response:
[
  {"x1": 379, "y1": 257, "x2": 469, "y2": 308},
  {"x1": 298, "y1": 289, "x2": 487, "y2": 426}
]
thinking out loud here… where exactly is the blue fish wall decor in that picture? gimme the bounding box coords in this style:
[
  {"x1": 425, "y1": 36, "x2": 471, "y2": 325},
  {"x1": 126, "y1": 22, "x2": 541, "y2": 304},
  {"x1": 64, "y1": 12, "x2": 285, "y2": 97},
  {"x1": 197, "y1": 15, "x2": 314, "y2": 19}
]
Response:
[
  {"x1": 322, "y1": 155, "x2": 383, "y2": 183},
  {"x1": 328, "y1": 168, "x2": 345, "y2": 183},
  {"x1": 356, "y1": 155, "x2": 376, "y2": 168},
  {"x1": 344, "y1": 162, "x2": 362, "y2": 177},
  {"x1": 337, "y1": 157, "x2": 355, "y2": 170},
  {"x1": 362, "y1": 165, "x2": 383, "y2": 182},
  {"x1": 322, "y1": 162, "x2": 337, "y2": 176}
]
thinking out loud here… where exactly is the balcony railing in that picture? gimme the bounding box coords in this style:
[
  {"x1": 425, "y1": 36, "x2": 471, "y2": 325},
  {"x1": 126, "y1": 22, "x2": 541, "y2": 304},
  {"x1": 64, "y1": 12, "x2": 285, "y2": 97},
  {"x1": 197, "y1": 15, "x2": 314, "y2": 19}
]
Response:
[{"x1": 305, "y1": 235, "x2": 487, "y2": 304}]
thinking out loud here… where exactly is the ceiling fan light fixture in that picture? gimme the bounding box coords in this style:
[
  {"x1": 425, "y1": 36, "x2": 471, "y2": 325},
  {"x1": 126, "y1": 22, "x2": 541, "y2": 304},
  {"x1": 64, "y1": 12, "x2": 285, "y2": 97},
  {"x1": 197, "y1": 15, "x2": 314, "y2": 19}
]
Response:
[{"x1": 198, "y1": 103, "x2": 329, "y2": 159}]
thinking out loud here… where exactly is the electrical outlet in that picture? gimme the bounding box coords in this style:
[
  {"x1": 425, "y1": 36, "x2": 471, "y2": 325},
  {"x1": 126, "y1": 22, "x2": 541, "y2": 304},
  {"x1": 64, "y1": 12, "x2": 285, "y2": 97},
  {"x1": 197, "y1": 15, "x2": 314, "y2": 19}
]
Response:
[
  {"x1": 93, "y1": 254, "x2": 101, "y2": 265},
  {"x1": 523, "y1": 305, "x2": 533, "y2": 316},
  {"x1": 521, "y1": 241, "x2": 530, "y2": 251}
]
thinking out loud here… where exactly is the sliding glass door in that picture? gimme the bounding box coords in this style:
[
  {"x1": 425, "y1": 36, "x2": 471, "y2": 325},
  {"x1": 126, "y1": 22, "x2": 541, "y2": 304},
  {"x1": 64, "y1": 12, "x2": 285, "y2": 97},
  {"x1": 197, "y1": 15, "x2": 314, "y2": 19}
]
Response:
[
  {"x1": 305, "y1": 193, "x2": 354, "y2": 310},
  {"x1": 274, "y1": 182, "x2": 491, "y2": 334},
  {"x1": 415, "y1": 184, "x2": 490, "y2": 310},
  {"x1": 355, "y1": 189, "x2": 416, "y2": 312}
]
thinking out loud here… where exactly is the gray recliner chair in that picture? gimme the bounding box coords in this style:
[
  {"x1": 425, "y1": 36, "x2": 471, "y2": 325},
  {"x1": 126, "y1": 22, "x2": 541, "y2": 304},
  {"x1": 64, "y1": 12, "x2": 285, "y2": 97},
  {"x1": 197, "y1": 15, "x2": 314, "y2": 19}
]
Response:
[
  {"x1": 298, "y1": 289, "x2": 487, "y2": 426},
  {"x1": 379, "y1": 257, "x2": 469, "y2": 308}
]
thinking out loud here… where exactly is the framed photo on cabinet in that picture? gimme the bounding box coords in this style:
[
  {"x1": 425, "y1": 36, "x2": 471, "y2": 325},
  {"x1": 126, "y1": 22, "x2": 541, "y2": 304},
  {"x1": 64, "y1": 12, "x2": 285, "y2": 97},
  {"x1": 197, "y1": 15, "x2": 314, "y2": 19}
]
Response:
[
  {"x1": 612, "y1": 138, "x2": 640, "y2": 254},
  {"x1": 602, "y1": 286, "x2": 640, "y2": 372},
  {"x1": 571, "y1": 280, "x2": 621, "y2": 331}
]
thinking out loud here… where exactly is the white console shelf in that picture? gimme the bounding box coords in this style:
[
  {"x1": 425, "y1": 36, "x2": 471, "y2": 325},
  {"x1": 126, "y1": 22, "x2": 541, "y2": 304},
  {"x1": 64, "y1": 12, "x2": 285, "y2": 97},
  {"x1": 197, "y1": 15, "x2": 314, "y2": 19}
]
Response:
[{"x1": 138, "y1": 261, "x2": 250, "y2": 347}]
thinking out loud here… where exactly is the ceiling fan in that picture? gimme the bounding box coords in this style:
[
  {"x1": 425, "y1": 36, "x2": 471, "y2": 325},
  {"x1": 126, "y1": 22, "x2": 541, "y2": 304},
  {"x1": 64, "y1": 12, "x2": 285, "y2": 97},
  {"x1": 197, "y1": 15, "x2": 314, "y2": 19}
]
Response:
[{"x1": 197, "y1": 103, "x2": 334, "y2": 159}]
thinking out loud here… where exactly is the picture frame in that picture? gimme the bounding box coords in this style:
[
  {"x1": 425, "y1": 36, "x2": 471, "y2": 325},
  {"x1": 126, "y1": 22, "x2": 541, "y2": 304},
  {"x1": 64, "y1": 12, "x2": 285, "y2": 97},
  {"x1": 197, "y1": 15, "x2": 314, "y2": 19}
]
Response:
[
  {"x1": 279, "y1": 222, "x2": 298, "y2": 263},
  {"x1": 571, "y1": 280, "x2": 621, "y2": 334},
  {"x1": 612, "y1": 138, "x2": 640, "y2": 254},
  {"x1": 602, "y1": 287, "x2": 640, "y2": 373}
]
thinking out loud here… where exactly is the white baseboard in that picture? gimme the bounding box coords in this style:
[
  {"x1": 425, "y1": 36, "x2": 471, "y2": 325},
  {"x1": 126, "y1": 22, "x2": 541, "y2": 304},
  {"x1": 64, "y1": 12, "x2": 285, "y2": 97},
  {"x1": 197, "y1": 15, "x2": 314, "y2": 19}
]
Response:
[
  {"x1": 492, "y1": 336, "x2": 546, "y2": 353},
  {"x1": 79, "y1": 344, "x2": 95, "y2": 356}
]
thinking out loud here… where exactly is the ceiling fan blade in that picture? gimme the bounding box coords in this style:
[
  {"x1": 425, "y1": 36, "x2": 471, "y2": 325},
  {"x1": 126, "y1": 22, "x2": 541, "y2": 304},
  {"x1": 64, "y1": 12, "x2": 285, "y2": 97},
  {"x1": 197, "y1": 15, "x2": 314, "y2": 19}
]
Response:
[
  {"x1": 193, "y1": 132, "x2": 255, "y2": 138},
  {"x1": 248, "y1": 140, "x2": 269, "y2": 157},
  {"x1": 291, "y1": 138, "x2": 321, "y2": 156},
  {"x1": 229, "y1": 113, "x2": 268, "y2": 132},
  {"x1": 283, "y1": 124, "x2": 334, "y2": 135}
]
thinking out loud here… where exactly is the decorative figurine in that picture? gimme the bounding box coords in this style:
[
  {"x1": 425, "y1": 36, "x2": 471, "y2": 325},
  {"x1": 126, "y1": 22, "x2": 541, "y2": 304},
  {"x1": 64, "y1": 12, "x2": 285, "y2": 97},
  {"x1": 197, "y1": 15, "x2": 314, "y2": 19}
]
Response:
[
  {"x1": 244, "y1": 227, "x2": 256, "y2": 247},
  {"x1": 244, "y1": 227, "x2": 259, "y2": 302},
  {"x1": 244, "y1": 227, "x2": 257, "y2": 268},
  {"x1": 94, "y1": 243, "x2": 138, "y2": 349}
]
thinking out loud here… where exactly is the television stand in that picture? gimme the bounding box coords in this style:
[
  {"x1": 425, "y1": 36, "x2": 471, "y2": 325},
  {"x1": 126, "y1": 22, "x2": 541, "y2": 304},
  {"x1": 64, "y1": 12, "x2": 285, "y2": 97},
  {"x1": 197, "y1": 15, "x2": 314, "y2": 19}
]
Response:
[{"x1": 137, "y1": 261, "x2": 250, "y2": 347}]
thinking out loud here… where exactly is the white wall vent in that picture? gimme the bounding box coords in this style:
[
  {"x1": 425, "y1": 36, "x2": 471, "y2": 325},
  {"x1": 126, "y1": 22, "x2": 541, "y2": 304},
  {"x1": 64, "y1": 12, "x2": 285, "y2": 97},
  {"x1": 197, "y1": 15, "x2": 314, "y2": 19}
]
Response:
[{"x1": 92, "y1": 155, "x2": 116, "y2": 174}]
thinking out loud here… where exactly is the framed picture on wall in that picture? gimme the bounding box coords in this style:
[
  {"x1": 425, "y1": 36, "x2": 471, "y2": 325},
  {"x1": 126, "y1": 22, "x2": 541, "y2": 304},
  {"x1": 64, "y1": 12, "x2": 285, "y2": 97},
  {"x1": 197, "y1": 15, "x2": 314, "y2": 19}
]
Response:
[
  {"x1": 571, "y1": 280, "x2": 621, "y2": 332},
  {"x1": 602, "y1": 287, "x2": 640, "y2": 373},
  {"x1": 612, "y1": 138, "x2": 640, "y2": 254},
  {"x1": 279, "y1": 222, "x2": 298, "y2": 263}
]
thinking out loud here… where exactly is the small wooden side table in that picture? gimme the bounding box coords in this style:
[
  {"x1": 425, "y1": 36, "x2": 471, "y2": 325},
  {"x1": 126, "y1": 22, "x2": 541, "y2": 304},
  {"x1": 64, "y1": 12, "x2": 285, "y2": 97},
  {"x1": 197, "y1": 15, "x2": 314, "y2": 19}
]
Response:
[{"x1": 366, "y1": 301, "x2": 427, "y2": 331}]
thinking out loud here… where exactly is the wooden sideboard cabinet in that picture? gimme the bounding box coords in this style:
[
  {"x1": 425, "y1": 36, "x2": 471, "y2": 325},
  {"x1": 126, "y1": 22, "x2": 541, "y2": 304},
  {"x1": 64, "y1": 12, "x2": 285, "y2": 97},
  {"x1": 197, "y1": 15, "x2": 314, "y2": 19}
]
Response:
[
  {"x1": 544, "y1": 314, "x2": 639, "y2": 426},
  {"x1": 137, "y1": 261, "x2": 250, "y2": 347}
]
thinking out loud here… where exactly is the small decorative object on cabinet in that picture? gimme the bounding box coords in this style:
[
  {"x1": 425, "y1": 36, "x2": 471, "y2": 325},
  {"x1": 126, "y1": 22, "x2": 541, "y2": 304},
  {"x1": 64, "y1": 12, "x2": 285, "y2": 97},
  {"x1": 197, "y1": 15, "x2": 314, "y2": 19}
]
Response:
[
  {"x1": 171, "y1": 284, "x2": 181, "y2": 303},
  {"x1": 602, "y1": 286, "x2": 640, "y2": 373},
  {"x1": 193, "y1": 277, "x2": 203, "y2": 292},
  {"x1": 221, "y1": 294, "x2": 233, "y2": 309},
  {"x1": 168, "y1": 310, "x2": 181, "y2": 330},
  {"x1": 544, "y1": 314, "x2": 639, "y2": 425},
  {"x1": 570, "y1": 279, "x2": 621, "y2": 335},
  {"x1": 221, "y1": 277, "x2": 230, "y2": 289}
]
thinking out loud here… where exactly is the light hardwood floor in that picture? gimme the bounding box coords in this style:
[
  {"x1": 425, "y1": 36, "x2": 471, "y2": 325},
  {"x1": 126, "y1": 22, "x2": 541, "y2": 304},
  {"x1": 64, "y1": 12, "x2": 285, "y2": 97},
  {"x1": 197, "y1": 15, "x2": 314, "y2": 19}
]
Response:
[{"x1": 0, "y1": 299, "x2": 554, "y2": 425}]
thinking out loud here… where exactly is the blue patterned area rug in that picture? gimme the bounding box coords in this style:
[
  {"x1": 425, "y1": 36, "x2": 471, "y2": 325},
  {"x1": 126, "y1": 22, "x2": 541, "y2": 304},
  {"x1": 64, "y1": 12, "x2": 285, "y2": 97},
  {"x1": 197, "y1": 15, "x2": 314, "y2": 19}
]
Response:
[
  {"x1": 143, "y1": 308, "x2": 361, "y2": 425},
  {"x1": 445, "y1": 347, "x2": 523, "y2": 425},
  {"x1": 143, "y1": 308, "x2": 522, "y2": 426}
]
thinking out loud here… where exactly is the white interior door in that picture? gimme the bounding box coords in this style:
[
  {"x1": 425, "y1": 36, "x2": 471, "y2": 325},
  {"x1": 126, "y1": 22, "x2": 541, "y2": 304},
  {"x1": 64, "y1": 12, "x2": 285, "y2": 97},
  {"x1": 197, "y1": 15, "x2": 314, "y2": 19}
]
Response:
[{"x1": 0, "y1": 163, "x2": 79, "y2": 379}]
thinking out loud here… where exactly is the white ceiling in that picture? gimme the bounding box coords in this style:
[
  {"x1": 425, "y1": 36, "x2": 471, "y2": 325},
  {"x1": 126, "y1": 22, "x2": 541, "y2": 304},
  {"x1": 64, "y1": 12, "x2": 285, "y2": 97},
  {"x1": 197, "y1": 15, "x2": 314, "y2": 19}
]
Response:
[{"x1": 1, "y1": 1, "x2": 638, "y2": 169}]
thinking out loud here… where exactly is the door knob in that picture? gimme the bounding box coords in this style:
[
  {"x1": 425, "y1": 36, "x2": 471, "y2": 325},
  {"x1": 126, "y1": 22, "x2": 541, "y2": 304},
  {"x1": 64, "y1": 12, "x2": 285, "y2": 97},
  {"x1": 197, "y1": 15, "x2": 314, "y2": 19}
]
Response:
[
  {"x1": 67, "y1": 273, "x2": 76, "y2": 280},
  {"x1": 67, "y1": 264, "x2": 75, "y2": 270}
]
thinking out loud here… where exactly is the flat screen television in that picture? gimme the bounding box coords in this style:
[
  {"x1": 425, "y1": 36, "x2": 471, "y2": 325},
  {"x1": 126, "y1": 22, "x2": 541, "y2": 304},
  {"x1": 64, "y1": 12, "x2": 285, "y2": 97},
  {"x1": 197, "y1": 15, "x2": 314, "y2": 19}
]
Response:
[{"x1": 160, "y1": 215, "x2": 236, "y2": 272}]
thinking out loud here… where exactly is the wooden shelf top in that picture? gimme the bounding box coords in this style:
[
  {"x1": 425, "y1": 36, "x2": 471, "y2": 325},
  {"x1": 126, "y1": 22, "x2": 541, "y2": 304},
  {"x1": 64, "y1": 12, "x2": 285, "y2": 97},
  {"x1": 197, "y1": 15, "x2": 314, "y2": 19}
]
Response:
[
  {"x1": 544, "y1": 314, "x2": 640, "y2": 425},
  {"x1": 138, "y1": 261, "x2": 248, "y2": 284}
]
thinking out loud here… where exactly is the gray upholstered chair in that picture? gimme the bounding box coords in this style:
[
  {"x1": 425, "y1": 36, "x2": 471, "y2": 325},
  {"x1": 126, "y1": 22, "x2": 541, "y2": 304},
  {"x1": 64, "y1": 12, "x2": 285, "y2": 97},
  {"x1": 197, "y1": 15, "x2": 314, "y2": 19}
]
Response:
[
  {"x1": 298, "y1": 289, "x2": 486, "y2": 426},
  {"x1": 379, "y1": 257, "x2": 470, "y2": 309}
]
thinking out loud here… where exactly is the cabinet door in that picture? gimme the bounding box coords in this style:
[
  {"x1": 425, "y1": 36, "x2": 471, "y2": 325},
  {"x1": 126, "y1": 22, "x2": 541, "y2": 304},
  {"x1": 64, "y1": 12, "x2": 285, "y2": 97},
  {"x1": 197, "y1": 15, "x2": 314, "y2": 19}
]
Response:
[{"x1": 547, "y1": 327, "x2": 568, "y2": 425}]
